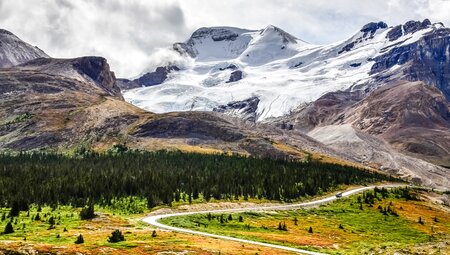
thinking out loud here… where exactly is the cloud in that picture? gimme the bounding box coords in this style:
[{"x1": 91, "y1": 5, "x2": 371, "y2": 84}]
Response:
[
  {"x1": 0, "y1": 0, "x2": 189, "y2": 77},
  {"x1": 0, "y1": 0, "x2": 448, "y2": 77}
]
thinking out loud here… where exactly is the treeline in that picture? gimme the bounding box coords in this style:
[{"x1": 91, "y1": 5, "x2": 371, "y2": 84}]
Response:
[{"x1": 0, "y1": 149, "x2": 397, "y2": 209}]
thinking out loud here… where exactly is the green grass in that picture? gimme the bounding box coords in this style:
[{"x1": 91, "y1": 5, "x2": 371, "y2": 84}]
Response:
[
  {"x1": 161, "y1": 189, "x2": 448, "y2": 254},
  {"x1": 0, "y1": 205, "x2": 81, "y2": 244}
]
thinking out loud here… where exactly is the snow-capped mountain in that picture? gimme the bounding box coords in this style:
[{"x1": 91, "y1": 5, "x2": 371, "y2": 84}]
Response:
[
  {"x1": 0, "y1": 29, "x2": 48, "y2": 68},
  {"x1": 123, "y1": 19, "x2": 445, "y2": 121}
]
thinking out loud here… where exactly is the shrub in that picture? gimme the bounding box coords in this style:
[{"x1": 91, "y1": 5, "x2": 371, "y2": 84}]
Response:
[
  {"x1": 108, "y1": 230, "x2": 125, "y2": 243},
  {"x1": 80, "y1": 205, "x2": 95, "y2": 220}
]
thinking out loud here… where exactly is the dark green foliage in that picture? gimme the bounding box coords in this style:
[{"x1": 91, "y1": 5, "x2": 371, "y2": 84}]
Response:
[
  {"x1": 108, "y1": 229, "x2": 125, "y2": 243},
  {"x1": 8, "y1": 202, "x2": 20, "y2": 217},
  {"x1": 75, "y1": 234, "x2": 84, "y2": 244},
  {"x1": 228, "y1": 214, "x2": 233, "y2": 221},
  {"x1": 34, "y1": 213, "x2": 41, "y2": 221},
  {"x1": 48, "y1": 216, "x2": 55, "y2": 226},
  {"x1": 0, "y1": 151, "x2": 396, "y2": 208},
  {"x1": 4, "y1": 222, "x2": 14, "y2": 234},
  {"x1": 238, "y1": 215, "x2": 244, "y2": 222},
  {"x1": 79, "y1": 205, "x2": 95, "y2": 220},
  {"x1": 277, "y1": 222, "x2": 287, "y2": 231},
  {"x1": 339, "y1": 224, "x2": 344, "y2": 229}
]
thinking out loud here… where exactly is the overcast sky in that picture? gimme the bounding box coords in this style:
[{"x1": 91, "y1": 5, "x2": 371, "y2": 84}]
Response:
[{"x1": 1, "y1": 0, "x2": 449, "y2": 77}]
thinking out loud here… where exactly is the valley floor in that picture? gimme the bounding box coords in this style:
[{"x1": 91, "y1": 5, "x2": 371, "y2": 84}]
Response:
[
  {"x1": 159, "y1": 187, "x2": 450, "y2": 255},
  {"x1": 0, "y1": 187, "x2": 449, "y2": 255}
]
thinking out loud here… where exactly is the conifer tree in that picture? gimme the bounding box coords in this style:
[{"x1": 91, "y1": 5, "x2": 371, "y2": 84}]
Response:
[{"x1": 4, "y1": 222, "x2": 14, "y2": 234}]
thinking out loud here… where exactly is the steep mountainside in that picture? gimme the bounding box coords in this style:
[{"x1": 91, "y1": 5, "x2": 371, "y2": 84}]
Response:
[
  {"x1": 0, "y1": 29, "x2": 48, "y2": 67},
  {"x1": 289, "y1": 80, "x2": 450, "y2": 166},
  {"x1": 0, "y1": 46, "x2": 341, "y2": 162}
]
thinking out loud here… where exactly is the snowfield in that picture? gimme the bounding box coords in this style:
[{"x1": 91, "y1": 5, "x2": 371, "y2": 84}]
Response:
[{"x1": 123, "y1": 23, "x2": 440, "y2": 121}]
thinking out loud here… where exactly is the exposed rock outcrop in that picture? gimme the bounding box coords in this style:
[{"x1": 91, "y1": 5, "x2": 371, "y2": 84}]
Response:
[
  {"x1": 214, "y1": 97, "x2": 260, "y2": 122},
  {"x1": 135, "y1": 66, "x2": 180, "y2": 87},
  {"x1": 227, "y1": 70, "x2": 243, "y2": 83}
]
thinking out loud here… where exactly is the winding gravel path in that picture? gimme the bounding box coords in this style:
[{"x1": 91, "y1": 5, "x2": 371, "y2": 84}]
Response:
[{"x1": 143, "y1": 184, "x2": 404, "y2": 255}]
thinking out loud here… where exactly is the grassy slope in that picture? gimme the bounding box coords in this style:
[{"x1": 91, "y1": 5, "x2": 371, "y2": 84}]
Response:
[
  {"x1": 161, "y1": 189, "x2": 450, "y2": 255},
  {"x1": 0, "y1": 203, "x2": 295, "y2": 255}
]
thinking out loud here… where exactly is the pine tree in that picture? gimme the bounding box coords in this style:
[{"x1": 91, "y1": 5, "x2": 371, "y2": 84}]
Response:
[
  {"x1": 108, "y1": 230, "x2": 125, "y2": 243},
  {"x1": 4, "y1": 222, "x2": 14, "y2": 234},
  {"x1": 75, "y1": 234, "x2": 84, "y2": 244},
  {"x1": 238, "y1": 215, "x2": 244, "y2": 222},
  {"x1": 49, "y1": 216, "x2": 55, "y2": 226},
  {"x1": 80, "y1": 204, "x2": 95, "y2": 220},
  {"x1": 9, "y1": 202, "x2": 20, "y2": 217},
  {"x1": 228, "y1": 214, "x2": 233, "y2": 221}
]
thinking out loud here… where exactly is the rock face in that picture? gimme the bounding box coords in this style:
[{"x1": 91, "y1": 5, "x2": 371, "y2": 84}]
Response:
[
  {"x1": 0, "y1": 29, "x2": 48, "y2": 67},
  {"x1": 18, "y1": 57, "x2": 122, "y2": 98},
  {"x1": 227, "y1": 70, "x2": 243, "y2": 83},
  {"x1": 386, "y1": 19, "x2": 431, "y2": 41},
  {"x1": 360, "y1": 21, "x2": 388, "y2": 37},
  {"x1": 347, "y1": 82, "x2": 450, "y2": 166},
  {"x1": 72, "y1": 57, "x2": 120, "y2": 97},
  {"x1": 214, "y1": 97, "x2": 260, "y2": 122},
  {"x1": 135, "y1": 66, "x2": 180, "y2": 87},
  {"x1": 372, "y1": 25, "x2": 450, "y2": 99},
  {"x1": 338, "y1": 21, "x2": 388, "y2": 54},
  {"x1": 117, "y1": 65, "x2": 180, "y2": 90}
]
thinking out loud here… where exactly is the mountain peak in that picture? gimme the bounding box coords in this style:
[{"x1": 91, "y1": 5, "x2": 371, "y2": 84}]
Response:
[
  {"x1": 260, "y1": 25, "x2": 298, "y2": 44},
  {"x1": 0, "y1": 28, "x2": 49, "y2": 68}
]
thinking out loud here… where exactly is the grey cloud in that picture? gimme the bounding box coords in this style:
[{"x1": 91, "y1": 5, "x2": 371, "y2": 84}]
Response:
[
  {"x1": 0, "y1": 0, "x2": 448, "y2": 77},
  {"x1": 0, "y1": 0, "x2": 189, "y2": 77}
]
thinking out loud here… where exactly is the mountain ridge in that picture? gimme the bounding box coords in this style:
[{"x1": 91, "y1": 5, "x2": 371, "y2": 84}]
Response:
[{"x1": 123, "y1": 19, "x2": 445, "y2": 122}]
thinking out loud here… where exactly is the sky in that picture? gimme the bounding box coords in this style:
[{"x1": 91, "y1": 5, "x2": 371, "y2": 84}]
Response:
[{"x1": 1, "y1": 0, "x2": 449, "y2": 77}]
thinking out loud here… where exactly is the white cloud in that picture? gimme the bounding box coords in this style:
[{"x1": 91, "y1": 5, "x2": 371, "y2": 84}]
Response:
[{"x1": 0, "y1": 0, "x2": 448, "y2": 77}]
